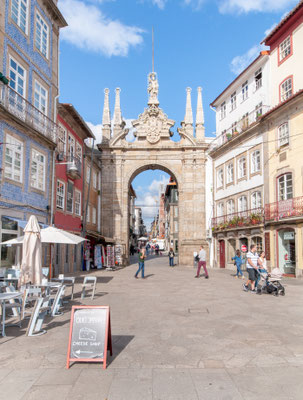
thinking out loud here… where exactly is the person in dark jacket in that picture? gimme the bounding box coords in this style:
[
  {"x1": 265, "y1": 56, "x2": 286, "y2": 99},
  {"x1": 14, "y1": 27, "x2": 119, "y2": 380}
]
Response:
[
  {"x1": 232, "y1": 250, "x2": 244, "y2": 279},
  {"x1": 168, "y1": 248, "x2": 175, "y2": 267}
]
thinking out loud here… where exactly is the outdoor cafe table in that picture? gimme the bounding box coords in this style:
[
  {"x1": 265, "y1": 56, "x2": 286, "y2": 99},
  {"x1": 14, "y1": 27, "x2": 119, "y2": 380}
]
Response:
[{"x1": 0, "y1": 292, "x2": 22, "y2": 337}]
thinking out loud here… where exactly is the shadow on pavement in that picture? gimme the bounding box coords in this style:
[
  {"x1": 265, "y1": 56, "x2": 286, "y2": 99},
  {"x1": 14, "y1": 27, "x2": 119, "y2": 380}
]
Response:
[{"x1": 107, "y1": 335, "x2": 135, "y2": 367}]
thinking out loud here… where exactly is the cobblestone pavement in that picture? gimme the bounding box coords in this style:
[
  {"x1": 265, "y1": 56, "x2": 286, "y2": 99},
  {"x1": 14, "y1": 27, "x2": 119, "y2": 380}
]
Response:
[{"x1": 1, "y1": 256, "x2": 303, "y2": 399}]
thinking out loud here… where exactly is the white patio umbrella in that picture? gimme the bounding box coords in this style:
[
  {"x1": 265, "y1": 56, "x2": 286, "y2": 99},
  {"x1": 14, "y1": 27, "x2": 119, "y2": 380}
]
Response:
[
  {"x1": 19, "y1": 215, "x2": 42, "y2": 287},
  {"x1": 138, "y1": 237, "x2": 148, "y2": 241}
]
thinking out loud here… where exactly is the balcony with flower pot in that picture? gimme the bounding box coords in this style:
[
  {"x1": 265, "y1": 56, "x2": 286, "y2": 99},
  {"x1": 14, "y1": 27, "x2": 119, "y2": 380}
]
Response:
[{"x1": 212, "y1": 208, "x2": 264, "y2": 232}]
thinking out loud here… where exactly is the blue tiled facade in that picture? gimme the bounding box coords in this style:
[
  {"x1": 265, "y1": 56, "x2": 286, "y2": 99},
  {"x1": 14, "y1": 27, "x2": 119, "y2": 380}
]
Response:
[{"x1": 0, "y1": 0, "x2": 59, "y2": 224}]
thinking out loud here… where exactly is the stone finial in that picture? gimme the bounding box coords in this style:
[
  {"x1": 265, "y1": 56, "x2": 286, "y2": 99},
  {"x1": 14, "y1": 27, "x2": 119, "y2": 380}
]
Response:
[
  {"x1": 182, "y1": 87, "x2": 193, "y2": 136},
  {"x1": 102, "y1": 88, "x2": 111, "y2": 143},
  {"x1": 196, "y1": 87, "x2": 205, "y2": 141},
  {"x1": 113, "y1": 88, "x2": 123, "y2": 127}
]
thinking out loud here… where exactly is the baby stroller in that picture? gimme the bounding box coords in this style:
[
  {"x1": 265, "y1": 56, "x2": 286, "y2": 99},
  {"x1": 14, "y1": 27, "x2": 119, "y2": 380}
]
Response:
[{"x1": 256, "y1": 268, "x2": 285, "y2": 296}]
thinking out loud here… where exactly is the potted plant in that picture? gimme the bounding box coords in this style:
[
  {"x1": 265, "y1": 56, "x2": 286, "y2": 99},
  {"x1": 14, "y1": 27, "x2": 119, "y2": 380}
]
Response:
[{"x1": 226, "y1": 133, "x2": 232, "y2": 140}]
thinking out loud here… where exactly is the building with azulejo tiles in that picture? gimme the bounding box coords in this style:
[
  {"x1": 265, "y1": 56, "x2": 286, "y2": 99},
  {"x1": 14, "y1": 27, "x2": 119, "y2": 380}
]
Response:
[{"x1": 0, "y1": 0, "x2": 67, "y2": 269}]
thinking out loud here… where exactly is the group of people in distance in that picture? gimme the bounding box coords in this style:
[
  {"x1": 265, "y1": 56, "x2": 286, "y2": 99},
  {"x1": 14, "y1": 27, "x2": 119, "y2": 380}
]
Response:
[{"x1": 233, "y1": 244, "x2": 267, "y2": 292}]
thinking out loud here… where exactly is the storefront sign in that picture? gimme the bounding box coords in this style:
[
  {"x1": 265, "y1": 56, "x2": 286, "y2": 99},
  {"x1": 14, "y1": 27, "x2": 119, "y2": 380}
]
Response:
[
  {"x1": 284, "y1": 232, "x2": 294, "y2": 241},
  {"x1": 66, "y1": 306, "x2": 112, "y2": 369},
  {"x1": 241, "y1": 245, "x2": 247, "y2": 253}
]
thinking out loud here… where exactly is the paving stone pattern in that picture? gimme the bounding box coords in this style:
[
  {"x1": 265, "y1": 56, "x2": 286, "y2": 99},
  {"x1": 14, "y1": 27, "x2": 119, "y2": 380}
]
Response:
[{"x1": 1, "y1": 256, "x2": 303, "y2": 399}]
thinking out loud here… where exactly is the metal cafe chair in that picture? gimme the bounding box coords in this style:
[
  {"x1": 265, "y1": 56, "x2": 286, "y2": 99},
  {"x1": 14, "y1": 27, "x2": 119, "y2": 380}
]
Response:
[
  {"x1": 21, "y1": 287, "x2": 42, "y2": 320},
  {"x1": 81, "y1": 276, "x2": 97, "y2": 300}
]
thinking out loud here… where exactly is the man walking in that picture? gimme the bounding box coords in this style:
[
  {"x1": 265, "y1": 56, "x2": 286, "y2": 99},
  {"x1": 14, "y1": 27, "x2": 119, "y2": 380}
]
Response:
[
  {"x1": 135, "y1": 248, "x2": 146, "y2": 279},
  {"x1": 195, "y1": 245, "x2": 209, "y2": 279},
  {"x1": 243, "y1": 244, "x2": 259, "y2": 292}
]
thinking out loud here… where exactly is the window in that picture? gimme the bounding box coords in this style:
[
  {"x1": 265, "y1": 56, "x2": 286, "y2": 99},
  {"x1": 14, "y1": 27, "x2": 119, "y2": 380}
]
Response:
[
  {"x1": 76, "y1": 142, "x2": 82, "y2": 160},
  {"x1": 174, "y1": 221, "x2": 178, "y2": 232},
  {"x1": 238, "y1": 196, "x2": 247, "y2": 212},
  {"x1": 75, "y1": 190, "x2": 81, "y2": 216},
  {"x1": 278, "y1": 173, "x2": 293, "y2": 201},
  {"x1": 217, "y1": 168, "x2": 223, "y2": 188},
  {"x1": 279, "y1": 36, "x2": 291, "y2": 62},
  {"x1": 65, "y1": 244, "x2": 69, "y2": 264},
  {"x1": 231, "y1": 92, "x2": 236, "y2": 111},
  {"x1": 227, "y1": 199, "x2": 235, "y2": 215},
  {"x1": 241, "y1": 113, "x2": 249, "y2": 130},
  {"x1": 34, "y1": 81, "x2": 47, "y2": 115},
  {"x1": 31, "y1": 149, "x2": 45, "y2": 191},
  {"x1": 217, "y1": 202, "x2": 224, "y2": 217},
  {"x1": 255, "y1": 68, "x2": 262, "y2": 90},
  {"x1": 66, "y1": 181, "x2": 74, "y2": 213},
  {"x1": 86, "y1": 167, "x2": 90, "y2": 184},
  {"x1": 68, "y1": 134, "x2": 75, "y2": 159},
  {"x1": 87, "y1": 205, "x2": 91, "y2": 223},
  {"x1": 35, "y1": 11, "x2": 49, "y2": 58},
  {"x1": 231, "y1": 122, "x2": 237, "y2": 133},
  {"x1": 92, "y1": 207, "x2": 97, "y2": 224},
  {"x1": 9, "y1": 57, "x2": 26, "y2": 97},
  {"x1": 58, "y1": 125, "x2": 66, "y2": 154},
  {"x1": 56, "y1": 181, "x2": 65, "y2": 209},
  {"x1": 93, "y1": 171, "x2": 97, "y2": 189},
  {"x1": 251, "y1": 191, "x2": 262, "y2": 209},
  {"x1": 251, "y1": 150, "x2": 261, "y2": 173},
  {"x1": 242, "y1": 81, "x2": 248, "y2": 101},
  {"x1": 238, "y1": 157, "x2": 246, "y2": 179},
  {"x1": 4, "y1": 134, "x2": 23, "y2": 183},
  {"x1": 280, "y1": 78, "x2": 292, "y2": 102},
  {"x1": 252, "y1": 237, "x2": 262, "y2": 253},
  {"x1": 255, "y1": 102, "x2": 263, "y2": 119},
  {"x1": 278, "y1": 122, "x2": 289, "y2": 147},
  {"x1": 174, "y1": 207, "x2": 178, "y2": 217},
  {"x1": 226, "y1": 163, "x2": 234, "y2": 184},
  {"x1": 220, "y1": 102, "x2": 226, "y2": 119},
  {"x1": 11, "y1": 0, "x2": 28, "y2": 34},
  {"x1": 1, "y1": 217, "x2": 19, "y2": 268}
]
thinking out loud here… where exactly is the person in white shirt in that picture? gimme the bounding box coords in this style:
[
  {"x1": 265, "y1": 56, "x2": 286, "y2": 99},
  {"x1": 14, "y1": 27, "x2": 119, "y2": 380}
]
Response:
[
  {"x1": 195, "y1": 245, "x2": 209, "y2": 279},
  {"x1": 243, "y1": 244, "x2": 259, "y2": 292},
  {"x1": 255, "y1": 251, "x2": 267, "y2": 289}
]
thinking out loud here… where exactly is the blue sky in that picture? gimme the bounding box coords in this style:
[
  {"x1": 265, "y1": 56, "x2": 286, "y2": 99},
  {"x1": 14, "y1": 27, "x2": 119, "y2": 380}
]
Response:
[{"x1": 57, "y1": 0, "x2": 298, "y2": 227}]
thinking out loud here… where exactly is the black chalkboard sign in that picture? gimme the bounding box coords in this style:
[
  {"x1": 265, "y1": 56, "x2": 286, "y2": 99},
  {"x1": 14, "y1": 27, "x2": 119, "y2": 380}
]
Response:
[{"x1": 66, "y1": 306, "x2": 112, "y2": 369}]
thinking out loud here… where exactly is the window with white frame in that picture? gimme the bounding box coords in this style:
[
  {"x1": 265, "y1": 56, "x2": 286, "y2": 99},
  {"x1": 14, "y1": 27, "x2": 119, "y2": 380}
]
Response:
[
  {"x1": 93, "y1": 171, "x2": 97, "y2": 189},
  {"x1": 217, "y1": 202, "x2": 224, "y2": 217},
  {"x1": 68, "y1": 134, "x2": 75, "y2": 159},
  {"x1": 242, "y1": 81, "x2": 248, "y2": 101},
  {"x1": 66, "y1": 181, "x2": 74, "y2": 213},
  {"x1": 238, "y1": 157, "x2": 246, "y2": 179},
  {"x1": 238, "y1": 196, "x2": 247, "y2": 212},
  {"x1": 9, "y1": 57, "x2": 26, "y2": 97},
  {"x1": 56, "y1": 180, "x2": 65, "y2": 209},
  {"x1": 4, "y1": 134, "x2": 23, "y2": 182},
  {"x1": 255, "y1": 102, "x2": 263, "y2": 119},
  {"x1": 35, "y1": 11, "x2": 49, "y2": 58},
  {"x1": 227, "y1": 199, "x2": 235, "y2": 215},
  {"x1": 75, "y1": 190, "x2": 81, "y2": 216},
  {"x1": 241, "y1": 113, "x2": 249, "y2": 129},
  {"x1": 31, "y1": 149, "x2": 45, "y2": 191},
  {"x1": 226, "y1": 163, "x2": 234, "y2": 184},
  {"x1": 279, "y1": 36, "x2": 291, "y2": 62},
  {"x1": 58, "y1": 124, "x2": 66, "y2": 154},
  {"x1": 174, "y1": 207, "x2": 178, "y2": 217},
  {"x1": 220, "y1": 102, "x2": 226, "y2": 119},
  {"x1": 251, "y1": 191, "x2": 262, "y2": 209},
  {"x1": 11, "y1": 0, "x2": 28, "y2": 34},
  {"x1": 280, "y1": 78, "x2": 292, "y2": 102},
  {"x1": 251, "y1": 150, "x2": 261, "y2": 173},
  {"x1": 278, "y1": 122, "x2": 289, "y2": 147},
  {"x1": 231, "y1": 122, "x2": 237, "y2": 133},
  {"x1": 92, "y1": 207, "x2": 97, "y2": 224},
  {"x1": 76, "y1": 142, "x2": 82, "y2": 160},
  {"x1": 231, "y1": 92, "x2": 236, "y2": 111},
  {"x1": 255, "y1": 68, "x2": 262, "y2": 90},
  {"x1": 34, "y1": 81, "x2": 47, "y2": 115},
  {"x1": 87, "y1": 205, "x2": 91, "y2": 223},
  {"x1": 278, "y1": 173, "x2": 293, "y2": 201},
  {"x1": 217, "y1": 168, "x2": 223, "y2": 188}
]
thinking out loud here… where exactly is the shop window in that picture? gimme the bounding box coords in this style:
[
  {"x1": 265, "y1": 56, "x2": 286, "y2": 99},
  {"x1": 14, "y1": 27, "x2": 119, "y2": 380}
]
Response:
[
  {"x1": 0, "y1": 216, "x2": 19, "y2": 268},
  {"x1": 252, "y1": 236, "x2": 263, "y2": 254}
]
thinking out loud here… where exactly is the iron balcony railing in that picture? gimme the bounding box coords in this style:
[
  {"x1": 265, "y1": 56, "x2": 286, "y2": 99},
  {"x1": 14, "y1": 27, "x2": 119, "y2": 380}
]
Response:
[
  {"x1": 0, "y1": 82, "x2": 61, "y2": 143},
  {"x1": 209, "y1": 105, "x2": 270, "y2": 153},
  {"x1": 66, "y1": 155, "x2": 82, "y2": 178},
  {"x1": 265, "y1": 196, "x2": 303, "y2": 221},
  {"x1": 212, "y1": 207, "x2": 264, "y2": 231}
]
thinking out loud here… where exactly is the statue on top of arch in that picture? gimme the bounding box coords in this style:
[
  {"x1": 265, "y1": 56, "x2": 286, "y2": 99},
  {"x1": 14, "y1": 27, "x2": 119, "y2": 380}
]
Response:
[{"x1": 147, "y1": 72, "x2": 159, "y2": 105}]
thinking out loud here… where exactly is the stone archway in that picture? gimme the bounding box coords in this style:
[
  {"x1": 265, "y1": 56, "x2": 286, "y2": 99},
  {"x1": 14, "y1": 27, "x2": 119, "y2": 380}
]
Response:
[{"x1": 98, "y1": 76, "x2": 209, "y2": 266}]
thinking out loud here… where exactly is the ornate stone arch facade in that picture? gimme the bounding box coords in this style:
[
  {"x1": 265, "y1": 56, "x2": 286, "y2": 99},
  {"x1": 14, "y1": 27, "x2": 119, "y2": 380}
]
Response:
[{"x1": 98, "y1": 76, "x2": 209, "y2": 265}]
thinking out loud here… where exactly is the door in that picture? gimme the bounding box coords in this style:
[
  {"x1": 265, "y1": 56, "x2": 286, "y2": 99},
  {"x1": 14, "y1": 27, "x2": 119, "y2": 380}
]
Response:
[{"x1": 219, "y1": 240, "x2": 225, "y2": 268}]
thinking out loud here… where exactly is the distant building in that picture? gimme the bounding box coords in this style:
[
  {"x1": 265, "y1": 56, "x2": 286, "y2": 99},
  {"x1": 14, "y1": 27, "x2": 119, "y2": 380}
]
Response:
[
  {"x1": 129, "y1": 184, "x2": 137, "y2": 248},
  {"x1": 164, "y1": 179, "x2": 178, "y2": 253},
  {"x1": 0, "y1": 0, "x2": 67, "y2": 268}
]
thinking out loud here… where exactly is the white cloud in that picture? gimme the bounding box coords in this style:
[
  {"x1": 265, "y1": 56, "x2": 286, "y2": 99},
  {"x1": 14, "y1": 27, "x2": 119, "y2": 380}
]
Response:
[
  {"x1": 230, "y1": 44, "x2": 263, "y2": 75},
  {"x1": 58, "y1": 0, "x2": 144, "y2": 56},
  {"x1": 183, "y1": 0, "x2": 206, "y2": 10},
  {"x1": 151, "y1": 0, "x2": 167, "y2": 9},
  {"x1": 219, "y1": 0, "x2": 297, "y2": 14},
  {"x1": 148, "y1": 176, "x2": 169, "y2": 193}
]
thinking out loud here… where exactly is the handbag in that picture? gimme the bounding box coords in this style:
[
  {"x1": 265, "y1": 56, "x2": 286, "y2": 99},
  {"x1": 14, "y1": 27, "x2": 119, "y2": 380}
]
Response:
[{"x1": 195, "y1": 255, "x2": 199, "y2": 262}]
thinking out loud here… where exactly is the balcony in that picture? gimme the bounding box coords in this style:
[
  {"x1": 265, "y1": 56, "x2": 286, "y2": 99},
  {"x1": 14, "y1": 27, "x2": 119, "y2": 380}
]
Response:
[
  {"x1": 0, "y1": 83, "x2": 61, "y2": 143},
  {"x1": 209, "y1": 105, "x2": 270, "y2": 153},
  {"x1": 265, "y1": 197, "x2": 303, "y2": 222},
  {"x1": 212, "y1": 208, "x2": 264, "y2": 232},
  {"x1": 66, "y1": 155, "x2": 82, "y2": 179}
]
